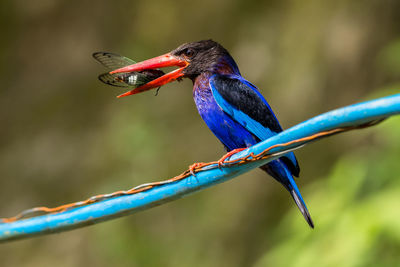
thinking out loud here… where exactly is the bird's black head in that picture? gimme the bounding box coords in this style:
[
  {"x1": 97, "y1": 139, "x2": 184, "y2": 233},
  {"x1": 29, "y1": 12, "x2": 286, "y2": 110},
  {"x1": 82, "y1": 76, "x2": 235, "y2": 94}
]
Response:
[
  {"x1": 110, "y1": 39, "x2": 239, "y2": 97},
  {"x1": 170, "y1": 40, "x2": 238, "y2": 80}
]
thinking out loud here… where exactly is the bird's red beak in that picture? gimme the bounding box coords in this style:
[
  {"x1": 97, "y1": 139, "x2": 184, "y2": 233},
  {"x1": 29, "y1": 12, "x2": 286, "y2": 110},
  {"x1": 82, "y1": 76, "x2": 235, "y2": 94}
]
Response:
[{"x1": 110, "y1": 53, "x2": 189, "y2": 98}]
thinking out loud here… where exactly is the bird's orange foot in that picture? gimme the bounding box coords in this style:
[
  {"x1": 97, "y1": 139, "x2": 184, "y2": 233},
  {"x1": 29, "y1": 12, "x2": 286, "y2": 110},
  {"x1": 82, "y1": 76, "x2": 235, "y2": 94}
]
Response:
[
  {"x1": 188, "y1": 162, "x2": 204, "y2": 177},
  {"x1": 217, "y1": 148, "x2": 247, "y2": 169}
]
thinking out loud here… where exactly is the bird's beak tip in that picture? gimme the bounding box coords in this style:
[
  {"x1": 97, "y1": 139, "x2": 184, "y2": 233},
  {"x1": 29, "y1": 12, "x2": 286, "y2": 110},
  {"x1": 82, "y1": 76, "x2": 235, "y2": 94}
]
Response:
[{"x1": 117, "y1": 91, "x2": 133, "y2": 98}]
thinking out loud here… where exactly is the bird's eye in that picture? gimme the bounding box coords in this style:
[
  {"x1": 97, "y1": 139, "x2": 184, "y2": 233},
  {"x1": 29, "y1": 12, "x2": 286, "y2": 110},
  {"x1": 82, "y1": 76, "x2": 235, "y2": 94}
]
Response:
[{"x1": 183, "y1": 48, "x2": 196, "y2": 58}]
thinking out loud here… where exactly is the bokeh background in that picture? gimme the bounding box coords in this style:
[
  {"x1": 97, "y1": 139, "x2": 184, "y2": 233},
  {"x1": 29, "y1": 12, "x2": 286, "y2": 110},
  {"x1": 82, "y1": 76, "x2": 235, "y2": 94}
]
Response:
[{"x1": 1, "y1": 0, "x2": 400, "y2": 266}]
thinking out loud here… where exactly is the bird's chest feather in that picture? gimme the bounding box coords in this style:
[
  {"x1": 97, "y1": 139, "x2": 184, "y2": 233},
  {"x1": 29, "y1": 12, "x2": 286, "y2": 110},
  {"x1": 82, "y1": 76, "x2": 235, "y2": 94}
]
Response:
[{"x1": 192, "y1": 74, "x2": 257, "y2": 150}]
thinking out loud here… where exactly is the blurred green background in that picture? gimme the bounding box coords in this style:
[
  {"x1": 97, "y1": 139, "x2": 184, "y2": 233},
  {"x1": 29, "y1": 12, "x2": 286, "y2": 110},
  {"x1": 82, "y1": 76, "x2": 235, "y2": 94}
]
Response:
[{"x1": 0, "y1": 0, "x2": 400, "y2": 266}]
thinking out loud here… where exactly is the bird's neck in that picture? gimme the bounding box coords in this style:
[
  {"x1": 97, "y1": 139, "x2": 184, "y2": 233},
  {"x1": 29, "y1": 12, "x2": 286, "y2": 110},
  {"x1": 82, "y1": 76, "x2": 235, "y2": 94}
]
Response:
[
  {"x1": 192, "y1": 55, "x2": 241, "y2": 84},
  {"x1": 213, "y1": 55, "x2": 241, "y2": 76}
]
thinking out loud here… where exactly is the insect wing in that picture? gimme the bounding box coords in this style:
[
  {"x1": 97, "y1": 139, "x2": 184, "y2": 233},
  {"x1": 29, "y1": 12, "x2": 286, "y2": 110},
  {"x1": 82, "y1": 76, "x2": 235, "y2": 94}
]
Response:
[
  {"x1": 93, "y1": 52, "x2": 136, "y2": 70},
  {"x1": 98, "y1": 73, "x2": 130, "y2": 88}
]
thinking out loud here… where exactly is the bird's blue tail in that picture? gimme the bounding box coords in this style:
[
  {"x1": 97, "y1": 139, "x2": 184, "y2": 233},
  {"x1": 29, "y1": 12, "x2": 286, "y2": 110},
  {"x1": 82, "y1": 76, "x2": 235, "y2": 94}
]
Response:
[{"x1": 261, "y1": 160, "x2": 314, "y2": 228}]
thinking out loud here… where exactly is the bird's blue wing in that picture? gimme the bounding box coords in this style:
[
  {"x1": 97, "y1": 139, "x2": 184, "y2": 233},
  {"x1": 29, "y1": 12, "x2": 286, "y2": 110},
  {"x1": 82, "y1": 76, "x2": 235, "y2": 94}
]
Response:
[{"x1": 209, "y1": 74, "x2": 299, "y2": 176}]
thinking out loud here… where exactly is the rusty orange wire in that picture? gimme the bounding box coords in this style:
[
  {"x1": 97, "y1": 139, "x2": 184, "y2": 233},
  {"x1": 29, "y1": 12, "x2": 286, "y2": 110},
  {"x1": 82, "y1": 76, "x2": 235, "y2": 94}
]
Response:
[{"x1": 0, "y1": 120, "x2": 382, "y2": 223}]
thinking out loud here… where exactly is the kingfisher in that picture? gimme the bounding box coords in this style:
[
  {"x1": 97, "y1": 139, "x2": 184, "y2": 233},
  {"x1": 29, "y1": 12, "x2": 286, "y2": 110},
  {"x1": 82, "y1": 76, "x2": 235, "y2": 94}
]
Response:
[{"x1": 108, "y1": 40, "x2": 314, "y2": 228}]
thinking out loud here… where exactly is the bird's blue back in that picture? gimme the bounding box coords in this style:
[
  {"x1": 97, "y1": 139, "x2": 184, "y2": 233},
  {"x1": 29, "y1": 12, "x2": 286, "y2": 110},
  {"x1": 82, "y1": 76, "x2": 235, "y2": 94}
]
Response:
[{"x1": 193, "y1": 73, "x2": 260, "y2": 150}]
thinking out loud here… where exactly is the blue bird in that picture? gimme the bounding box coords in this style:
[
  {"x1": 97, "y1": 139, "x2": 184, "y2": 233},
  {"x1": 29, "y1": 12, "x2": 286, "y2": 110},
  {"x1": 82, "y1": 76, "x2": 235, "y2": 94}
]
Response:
[{"x1": 109, "y1": 40, "x2": 314, "y2": 228}]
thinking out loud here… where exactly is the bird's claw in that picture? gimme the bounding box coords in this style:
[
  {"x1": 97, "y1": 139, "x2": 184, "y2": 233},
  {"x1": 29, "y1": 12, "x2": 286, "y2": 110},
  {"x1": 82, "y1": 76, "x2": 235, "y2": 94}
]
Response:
[
  {"x1": 217, "y1": 158, "x2": 226, "y2": 169},
  {"x1": 188, "y1": 162, "x2": 203, "y2": 177}
]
